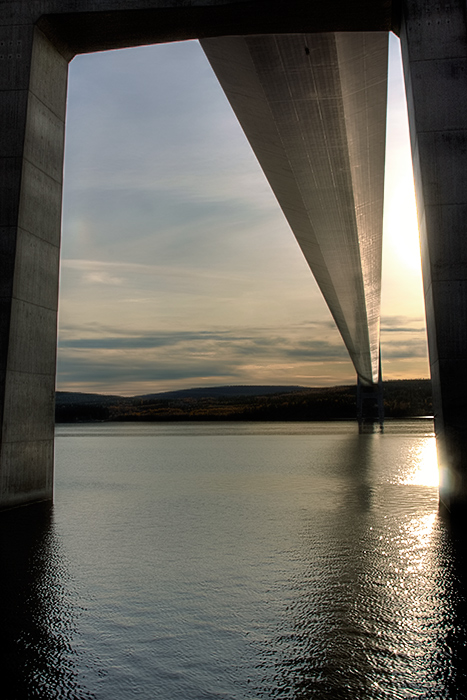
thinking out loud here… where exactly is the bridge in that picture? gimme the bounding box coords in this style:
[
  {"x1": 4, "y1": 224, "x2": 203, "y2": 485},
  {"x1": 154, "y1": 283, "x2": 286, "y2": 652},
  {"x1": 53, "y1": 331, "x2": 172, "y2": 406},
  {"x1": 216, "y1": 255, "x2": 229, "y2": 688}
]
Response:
[{"x1": 1, "y1": 0, "x2": 466, "y2": 511}]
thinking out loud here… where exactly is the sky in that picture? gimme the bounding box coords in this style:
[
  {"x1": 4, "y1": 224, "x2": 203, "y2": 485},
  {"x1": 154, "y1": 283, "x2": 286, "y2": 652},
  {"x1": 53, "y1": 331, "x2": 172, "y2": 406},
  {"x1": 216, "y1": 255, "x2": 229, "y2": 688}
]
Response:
[{"x1": 57, "y1": 33, "x2": 430, "y2": 396}]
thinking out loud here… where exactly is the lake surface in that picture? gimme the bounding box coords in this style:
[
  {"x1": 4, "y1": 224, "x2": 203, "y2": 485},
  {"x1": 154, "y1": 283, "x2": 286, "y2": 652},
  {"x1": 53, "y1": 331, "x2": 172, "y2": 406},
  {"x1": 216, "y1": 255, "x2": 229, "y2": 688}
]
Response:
[{"x1": 2, "y1": 420, "x2": 467, "y2": 699}]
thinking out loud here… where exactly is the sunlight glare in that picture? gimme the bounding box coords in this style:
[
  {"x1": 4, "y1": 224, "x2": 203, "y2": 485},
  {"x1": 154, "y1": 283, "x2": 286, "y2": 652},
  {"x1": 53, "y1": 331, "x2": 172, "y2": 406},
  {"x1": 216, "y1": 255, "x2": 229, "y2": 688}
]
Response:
[
  {"x1": 402, "y1": 512, "x2": 437, "y2": 574},
  {"x1": 383, "y1": 35, "x2": 423, "y2": 274},
  {"x1": 384, "y1": 177, "x2": 421, "y2": 272},
  {"x1": 401, "y1": 439, "x2": 439, "y2": 487}
]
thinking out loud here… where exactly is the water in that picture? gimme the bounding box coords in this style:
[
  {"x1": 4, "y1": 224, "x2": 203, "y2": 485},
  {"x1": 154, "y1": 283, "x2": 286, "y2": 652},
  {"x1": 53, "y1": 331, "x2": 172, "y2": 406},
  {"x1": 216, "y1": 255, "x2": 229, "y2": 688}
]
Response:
[{"x1": 2, "y1": 419, "x2": 467, "y2": 699}]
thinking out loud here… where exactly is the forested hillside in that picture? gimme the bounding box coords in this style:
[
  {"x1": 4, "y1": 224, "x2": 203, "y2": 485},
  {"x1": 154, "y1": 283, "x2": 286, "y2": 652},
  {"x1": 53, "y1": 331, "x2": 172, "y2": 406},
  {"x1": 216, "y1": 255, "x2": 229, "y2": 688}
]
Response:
[{"x1": 56, "y1": 380, "x2": 432, "y2": 423}]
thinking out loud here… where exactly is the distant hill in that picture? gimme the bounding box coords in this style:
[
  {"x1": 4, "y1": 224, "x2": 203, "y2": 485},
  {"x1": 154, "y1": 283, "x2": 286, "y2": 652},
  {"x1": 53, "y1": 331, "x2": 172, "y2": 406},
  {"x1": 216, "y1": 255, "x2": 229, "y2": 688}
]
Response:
[
  {"x1": 55, "y1": 380, "x2": 433, "y2": 423},
  {"x1": 137, "y1": 385, "x2": 306, "y2": 400},
  {"x1": 56, "y1": 391, "x2": 131, "y2": 405}
]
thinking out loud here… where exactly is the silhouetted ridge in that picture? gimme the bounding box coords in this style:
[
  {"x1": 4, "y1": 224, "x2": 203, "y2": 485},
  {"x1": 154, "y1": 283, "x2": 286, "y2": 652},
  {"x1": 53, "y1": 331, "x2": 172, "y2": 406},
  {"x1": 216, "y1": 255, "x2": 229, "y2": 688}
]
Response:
[
  {"x1": 55, "y1": 380, "x2": 432, "y2": 423},
  {"x1": 138, "y1": 385, "x2": 305, "y2": 400}
]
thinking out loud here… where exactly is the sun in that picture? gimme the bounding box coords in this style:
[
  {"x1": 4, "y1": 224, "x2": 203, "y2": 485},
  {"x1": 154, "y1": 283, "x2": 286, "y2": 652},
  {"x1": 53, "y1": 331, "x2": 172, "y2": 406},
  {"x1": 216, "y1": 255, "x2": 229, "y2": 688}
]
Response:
[
  {"x1": 384, "y1": 36, "x2": 422, "y2": 274},
  {"x1": 384, "y1": 174, "x2": 421, "y2": 272}
]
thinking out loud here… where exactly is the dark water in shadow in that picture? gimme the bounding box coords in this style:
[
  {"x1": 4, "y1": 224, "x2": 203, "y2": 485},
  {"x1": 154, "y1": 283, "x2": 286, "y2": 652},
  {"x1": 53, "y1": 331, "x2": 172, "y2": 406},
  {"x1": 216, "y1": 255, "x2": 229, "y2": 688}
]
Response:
[
  {"x1": 0, "y1": 503, "x2": 95, "y2": 699},
  {"x1": 1, "y1": 420, "x2": 467, "y2": 698}
]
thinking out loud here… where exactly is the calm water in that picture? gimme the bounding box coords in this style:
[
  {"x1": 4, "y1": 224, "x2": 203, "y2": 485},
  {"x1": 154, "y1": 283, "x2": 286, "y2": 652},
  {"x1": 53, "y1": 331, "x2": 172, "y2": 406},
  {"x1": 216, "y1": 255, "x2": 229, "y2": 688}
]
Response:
[{"x1": 2, "y1": 420, "x2": 467, "y2": 699}]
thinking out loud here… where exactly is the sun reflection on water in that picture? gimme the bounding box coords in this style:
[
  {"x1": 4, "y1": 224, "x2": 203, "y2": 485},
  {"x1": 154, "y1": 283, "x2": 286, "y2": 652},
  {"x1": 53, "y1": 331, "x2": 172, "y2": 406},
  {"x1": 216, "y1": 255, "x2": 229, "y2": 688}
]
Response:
[
  {"x1": 398, "y1": 439, "x2": 439, "y2": 487},
  {"x1": 402, "y1": 511, "x2": 438, "y2": 572}
]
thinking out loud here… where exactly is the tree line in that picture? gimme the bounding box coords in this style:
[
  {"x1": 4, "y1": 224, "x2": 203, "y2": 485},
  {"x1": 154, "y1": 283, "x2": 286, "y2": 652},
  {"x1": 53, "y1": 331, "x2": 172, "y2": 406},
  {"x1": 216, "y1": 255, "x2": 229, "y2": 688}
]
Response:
[{"x1": 55, "y1": 379, "x2": 432, "y2": 423}]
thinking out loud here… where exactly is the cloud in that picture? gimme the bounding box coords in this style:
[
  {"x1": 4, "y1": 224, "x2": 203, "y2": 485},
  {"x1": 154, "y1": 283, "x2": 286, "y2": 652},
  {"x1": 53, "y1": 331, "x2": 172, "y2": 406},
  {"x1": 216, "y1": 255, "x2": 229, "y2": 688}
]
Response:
[
  {"x1": 61, "y1": 38, "x2": 294, "y2": 299},
  {"x1": 58, "y1": 330, "x2": 241, "y2": 349},
  {"x1": 63, "y1": 41, "x2": 277, "y2": 250},
  {"x1": 57, "y1": 354, "x2": 237, "y2": 384},
  {"x1": 60, "y1": 258, "x2": 244, "y2": 282},
  {"x1": 57, "y1": 321, "x2": 346, "y2": 355},
  {"x1": 56, "y1": 310, "x2": 429, "y2": 395},
  {"x1": 83, "y1": 271, "x2": 125, "y2": 285},
  {"x1": 382, "y1": 341, "x2": 428, "y2": 359},
  {"x1": 381, "y1": 327, "x2": 425, "y2": 334},
  {"x1": 380, "y1": 314, "x2": 428, "y2": 367},
  {"x1": 381, "y1": 315, "x2": 426, "y2": 333},
  {"x1": 55, "y1": 319, "x2": 355, "y2": 393}
]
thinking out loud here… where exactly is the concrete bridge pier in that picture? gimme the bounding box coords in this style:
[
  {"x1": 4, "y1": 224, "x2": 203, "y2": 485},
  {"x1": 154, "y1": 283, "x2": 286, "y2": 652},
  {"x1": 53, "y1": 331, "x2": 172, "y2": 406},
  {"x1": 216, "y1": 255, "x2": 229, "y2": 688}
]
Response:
[
  {"x1": 0, "y1": 25, "x2": 68, "y2": 508},
  {"x1": 357, "y1": 352, "x2": 384, "y2": 432},
  {"x1": 400, "y1": 0, "x2": 467, "y2": 511}
]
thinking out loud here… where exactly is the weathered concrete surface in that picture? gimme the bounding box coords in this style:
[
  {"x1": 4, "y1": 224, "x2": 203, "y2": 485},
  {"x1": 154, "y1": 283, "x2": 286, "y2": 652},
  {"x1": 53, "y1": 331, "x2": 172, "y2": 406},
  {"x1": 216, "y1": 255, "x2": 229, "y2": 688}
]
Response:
[
  {"x1": 2, "y1": 1, "x2": 393, "y2": 55},
  {"x1": 0, "y1": 25, "x2": 68, "y2": 507},
  {"x1": 201, "y1": 33, "x2": 387, "y2": 386},
  {"x1": 400, "y1": 0, "x2": 467, "y2": 511}
]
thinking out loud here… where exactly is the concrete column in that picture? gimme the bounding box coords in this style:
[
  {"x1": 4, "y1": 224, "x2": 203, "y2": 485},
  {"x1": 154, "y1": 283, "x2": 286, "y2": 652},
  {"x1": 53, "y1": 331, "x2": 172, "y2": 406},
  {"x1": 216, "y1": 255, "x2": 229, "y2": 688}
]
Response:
[
  {"x1": 0, "y1": 25, "x2": 68, "y2": 508},
  {"x1": 400, "y1": 0, "x2": 467, "y2": 510}
]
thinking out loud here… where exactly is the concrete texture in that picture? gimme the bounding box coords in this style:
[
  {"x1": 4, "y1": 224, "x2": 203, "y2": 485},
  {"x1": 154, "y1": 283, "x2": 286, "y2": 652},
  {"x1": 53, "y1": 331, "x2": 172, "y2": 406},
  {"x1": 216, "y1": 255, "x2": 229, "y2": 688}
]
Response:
[
  {"x1": 0, "y1": 24, "x2": 67, "y2": 508},
  {"x1": 1, "y1": 0, "x2": 467, "y2": 510},
  {"x1": 400, "y1": 0, "x2": 467, "y2": 510},
  {"x1": 201, "y1": 33, "x2": 387, "y2": 386},
  {"x1": 9, "y1": 2, "x2": 392, "y2": 56}
]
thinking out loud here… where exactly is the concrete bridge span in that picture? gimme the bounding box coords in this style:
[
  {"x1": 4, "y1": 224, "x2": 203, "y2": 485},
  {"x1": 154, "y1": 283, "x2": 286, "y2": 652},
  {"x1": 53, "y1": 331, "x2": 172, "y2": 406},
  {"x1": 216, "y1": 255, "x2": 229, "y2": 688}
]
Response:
[{"x1": 1, "y1": 0, "x2": 467, "y2": 511}]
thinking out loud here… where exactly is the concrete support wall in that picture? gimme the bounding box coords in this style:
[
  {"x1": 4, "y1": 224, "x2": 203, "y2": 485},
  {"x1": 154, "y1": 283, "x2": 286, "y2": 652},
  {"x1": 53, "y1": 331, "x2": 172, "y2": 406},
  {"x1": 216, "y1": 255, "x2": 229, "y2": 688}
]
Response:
[
  {"x1": 400, "y1": 0, "x2": 467, "y2": 510},
  {"x1": 0, "y1": 25, "x2": 68, "y2": 508}
]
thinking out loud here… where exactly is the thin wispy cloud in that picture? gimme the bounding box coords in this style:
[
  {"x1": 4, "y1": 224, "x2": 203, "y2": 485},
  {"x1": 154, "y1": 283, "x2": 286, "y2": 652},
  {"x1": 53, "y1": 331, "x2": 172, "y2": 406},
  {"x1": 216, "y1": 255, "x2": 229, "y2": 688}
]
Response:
[{"x1": 61, "y1": 258, "x2": 247, "y2": 283}]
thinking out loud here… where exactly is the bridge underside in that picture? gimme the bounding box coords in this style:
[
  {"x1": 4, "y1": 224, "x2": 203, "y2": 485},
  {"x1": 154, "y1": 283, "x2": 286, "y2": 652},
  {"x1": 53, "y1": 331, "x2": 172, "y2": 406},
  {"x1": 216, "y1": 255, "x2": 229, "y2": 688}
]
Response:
[
  {"x1": 201, "y1": 33, "x2": 387, "y2": 387},
  {"x1": 1, "y1": 0, "x2": 467, "y2": 511}
]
